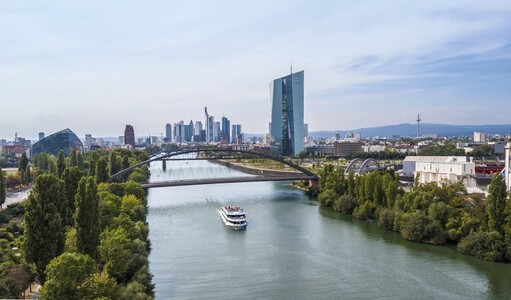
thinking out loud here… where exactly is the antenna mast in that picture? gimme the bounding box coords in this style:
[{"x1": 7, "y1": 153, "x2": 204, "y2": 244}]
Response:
[{"x1": 416, "y1": 113, "x2": 421, "y2": 138}]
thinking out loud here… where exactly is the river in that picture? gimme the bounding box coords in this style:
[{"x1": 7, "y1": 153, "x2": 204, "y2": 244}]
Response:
[{"x1": 147, "y1": 160, "x2": 511, "y2": 299}]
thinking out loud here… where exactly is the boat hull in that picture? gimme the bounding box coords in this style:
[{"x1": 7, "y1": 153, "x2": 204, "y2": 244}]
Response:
[{"x1": 218, "y1": 209, "x2": 247, "y2": 230}]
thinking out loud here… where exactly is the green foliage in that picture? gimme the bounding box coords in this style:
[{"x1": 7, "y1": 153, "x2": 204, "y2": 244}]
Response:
[
  {"x1": 77, "y1": 271, "x2": 121, "y2": 300},
  {"x1": 333, "y1": 195, "x2": 358, "y2": 214},
  {"x1": 23, "y1": 174, "x2": 66, "y2": 283},
  {"x1": 467, "y1": 144, "x2": 494, "y2": 158},
  {"x1": 352, "y1": 201, "x2": 375, "y2": 220},
  {"x1": 378, "y1": 208, "x2": 396, "y2": 230},
  {"x1": 18, "y1": 153, "x2": 28, "y2": 177},
  {"x1": 62, "y1": 167, "x2": 84, "y2": 226},
  {"x1": 318, "y1": 188, "x2": 337, "y2": 207},
  {"x1": 487, "y1": 174, "x2": 507, "y2": 234},
  {"x1": 457, "y1": 231, "x2": 505, "y2": 262},
  {"x1": 100, "y1": 227, "x2": 133, "y2": 282},
  {"x1": 57, "y1": 150, "x2": 66, "y2": 179},
  {"x1": 419, "y1": 143, "x2": 465, "y2": 156},
  {"x1": 69, "y1": 150, "x2": 78, "y2": 168},
  {"x1": 345, "y1": 151, "x2": 407, "y2": 160},
  {"x1": 400, "y1": 213, "x2": 446, "y2": 244},
  {"x1": 64, "y1": 227, "x2": 77, "y2": 253},
  {"x1": 39, "y1": 252, "x2": 96, "y2": 300},
  {"x1": 96, "y1": 158, "x2": 109, "y2": 184},
  {"x1": 74, "y1": 176, "x2": 100, "y2": 259},
  {"x1": 0, "y1": 168, "x2": 5, "y2": 209}
]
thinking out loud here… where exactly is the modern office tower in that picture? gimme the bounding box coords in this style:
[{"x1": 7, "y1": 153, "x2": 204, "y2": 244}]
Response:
[
  {"x1": 194, "y1": 121, "x2": 203, "y2": 136},
  {"x1": 32, "y1": 128, "x2": 83, "y2": 157},
  {"x1": 221, "y1": 116, "x2": 230, "y2": 143},
  {"x1": 208, "y1": 116, "x2": 215, "y2": 142},
  {"x1": 118, "y1": 136, "x2": 124, "y2": 144},
  {"x1": 174, "y1": 121, "x2": 185, "y2": 143},
  {"x1": 38, "y1": 132, "x2": 45, "y2": 141},
  {"x1": 186, "y1": 120, "x2": 194, "y2": 142},
  {"x1": 124, "y1": 125, "x2": 136, "y2": 149},
  {"x1": 304, "y1": 124, "x2": 308, "y2": 138},
  {"x1": 205, "y1": 107, "x2": 210, "y2": 142},
  {"x1": 165, "y1": 123, "x2": 172, "y2": 142},
  {"x1": 270, "y1": 70, "x2": 304, "y2": 156},
  {"x1": 194, "y1": 121, "x2": 204, "y2": 142},
  {"x1": 231, "y1": 125, "x2": 238, "y2": 144},
  {"x1": 236, "y1": 125, "x2": 242, "y2": 143},
  {"x1": 214, "y1": 122, "x2": 221, "y2": 142},
  {"x1": 231, "y1": 124, "x2": 242, "y2": 144}
]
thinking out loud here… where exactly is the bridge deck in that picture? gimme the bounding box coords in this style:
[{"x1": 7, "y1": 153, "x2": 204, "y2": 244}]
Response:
[{"x1": 141, "y1": 175, "x2": 315, "y2": 188}]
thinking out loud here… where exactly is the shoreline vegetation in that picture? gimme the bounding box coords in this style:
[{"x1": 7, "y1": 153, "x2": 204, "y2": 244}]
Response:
[
  {"x1": 0, "y1": 149, "x2": 154, "y2": 299},
  {"x1": 311, "y1": 164, "x2": 511, "y2": 263}
]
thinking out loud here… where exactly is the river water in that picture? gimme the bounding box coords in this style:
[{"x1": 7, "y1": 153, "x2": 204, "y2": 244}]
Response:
[{"x1": 147, "y1": 160, "x2": 511, "y2": 299}]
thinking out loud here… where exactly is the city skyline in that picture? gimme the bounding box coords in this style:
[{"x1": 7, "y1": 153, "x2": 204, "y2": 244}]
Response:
[{"x1": 1, "y1": 1, "x2": 511, "y2": 140}]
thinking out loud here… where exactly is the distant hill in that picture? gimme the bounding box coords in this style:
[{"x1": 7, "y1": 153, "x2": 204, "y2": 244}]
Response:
[{"x1": 309, "y1": 123, "x2": 511, "y2": 139}]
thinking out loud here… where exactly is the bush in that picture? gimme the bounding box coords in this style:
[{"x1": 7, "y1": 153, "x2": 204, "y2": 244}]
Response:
[
  {"x1": 353, "y1": 202, "x2": 375, "y2": 220},
  {"x1": 378, "y1": 209, "x2": 396, "y2": 230},
  {"x1": 400, "y1": 213, "x2": 446, "y2": 244},
  {"x1": 333, "y1": 195, "x2": 358, "y2": 214},
  {"x1": 457, "y1": 231, "x2": 505, "y2": 262},
  {"x1": 318, "y1": 189, "x2": 337, "y2": 207}
]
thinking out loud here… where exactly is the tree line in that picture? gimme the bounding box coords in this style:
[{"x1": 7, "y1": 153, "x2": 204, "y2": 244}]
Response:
[
  {"x1": 0, "y1": 148, "x2": 154, "y2": 299},
  {"x1": 316, "y1": 165, "x2": 511, "y2": 262}
]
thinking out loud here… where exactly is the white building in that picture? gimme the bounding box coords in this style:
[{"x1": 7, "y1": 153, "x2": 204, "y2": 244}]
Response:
[
  {"x1": 403, "y1": 156, "x2": 476, "y2": 187},
  {"x1": 474, "y1": 132, "x2": 486, "y2": 142}
]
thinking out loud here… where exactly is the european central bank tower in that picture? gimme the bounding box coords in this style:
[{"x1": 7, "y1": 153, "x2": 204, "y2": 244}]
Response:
[{"x1": 270, "y1": 70, "x2": 304, "y2": 156}]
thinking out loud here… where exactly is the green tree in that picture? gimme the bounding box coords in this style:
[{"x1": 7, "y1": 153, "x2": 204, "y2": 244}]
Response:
[
  {"x1": 57, "y1": 150, "x2": 65, "y2": 178},
  {"x1": 39, "y1": 252, "x2": 96, "y2": 300},
  {"x1": 75, "y1": 176, "x2": 100, "y2": 259},
  {"x1": 77, "y1": 271, "x2": 120, "y2": 300},
  {"x1": 69, "y1": 150, "x2": 78, "y2": 167},
  {"x1": 24, "y1": 165, "x2": 31, "y2": 184},
  {"x1": 487, "y1": 174, "x2": 507, "y2": 234},
  {"x1": 62, "y1": 167, "x2": 84, "y2": 226},
  {"x1": 99, "y1": 227, "x2": 133, "y2": 282},
  {"x1": 77, "y1": 151, "x2": 84, "y2": 170},
  {"x1": 23, "y1": 174, "x2": 66, "y2": 283},
  {"x1": 96, "y1": 158, "x2": 109, "y2": 184},
  {"x1": 108, "y1": 152, "x2": 121, "y2": 178},
  {"x1": 0, "y1": 168, "x2": 5, "y2": 209},
  {"x1": 18, "y1": 152, "x2": 28, "y2": 184},
  {"x1": 347, "y1": 170, "x2": 355, "y2": 197}
]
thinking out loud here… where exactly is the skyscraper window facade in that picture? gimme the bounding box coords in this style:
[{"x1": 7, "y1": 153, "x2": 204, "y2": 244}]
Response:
[
  {"x1": 124, "y1": 125, "x2": 135, "y2": 149},
  {"x1": 32, "y1": 128, "x2": 83, "y2": 157},
  {"x1": 165, "y1": 123, "x2": 172, "y2": 142},
  {"x1": 270, "y1": 70, "x2": 304, "y2": 156}
]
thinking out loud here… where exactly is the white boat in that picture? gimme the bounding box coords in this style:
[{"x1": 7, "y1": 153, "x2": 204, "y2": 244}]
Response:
[{"x1": 218, "y1": 206, "x2": 247, "y2": 230}]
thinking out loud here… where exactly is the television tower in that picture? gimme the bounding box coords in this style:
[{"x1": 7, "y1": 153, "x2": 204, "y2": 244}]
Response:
[{"x1": 416, "y1": 113, "x2": 421, "y2": 138}]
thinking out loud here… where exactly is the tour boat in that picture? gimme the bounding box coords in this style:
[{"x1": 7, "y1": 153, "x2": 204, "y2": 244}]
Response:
[{"x1": 218, "y1": 205, "x2": 247, "y2": 230}]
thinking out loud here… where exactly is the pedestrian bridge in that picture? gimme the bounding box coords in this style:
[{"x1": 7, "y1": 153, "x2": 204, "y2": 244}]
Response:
[{"x1": 109, "y1": 148, "x2": 319, "y2": 188}]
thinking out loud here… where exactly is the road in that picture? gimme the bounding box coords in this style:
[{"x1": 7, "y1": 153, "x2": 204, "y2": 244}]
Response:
[{"x1": 2, "y1": 186, "x2": 31, "y2": 210}]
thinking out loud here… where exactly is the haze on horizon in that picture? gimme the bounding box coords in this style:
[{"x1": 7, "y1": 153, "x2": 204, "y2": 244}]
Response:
[{"x1": 1, "y1": 1, "x2": 510, "y2": 141}]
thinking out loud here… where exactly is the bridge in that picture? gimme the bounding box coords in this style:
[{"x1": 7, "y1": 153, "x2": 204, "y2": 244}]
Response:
[
  {"x1": 110, "y1": 148, "x2": 319, "y2": 189},
  {"x1": 344, "y1": 158, "x2": 382, "y2": 175}
]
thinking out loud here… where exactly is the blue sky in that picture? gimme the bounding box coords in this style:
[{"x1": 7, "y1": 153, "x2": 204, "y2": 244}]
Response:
[{"x1": 1, "y1": 1, "x2": 510, "y2": 140}]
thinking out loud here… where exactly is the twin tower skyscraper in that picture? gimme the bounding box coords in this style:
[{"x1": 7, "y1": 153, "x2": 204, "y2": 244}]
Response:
[{"x1": 270, "y1": 70, "x2": 304, "y2": 156}]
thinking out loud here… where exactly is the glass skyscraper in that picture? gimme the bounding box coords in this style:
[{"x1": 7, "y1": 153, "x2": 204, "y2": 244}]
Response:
[
  {"x1": 270, "y1": 70, "x2": 304, "y2": 156},
  {"x1": 31, "y1": 128, "x2": 83, "y2": 157}
]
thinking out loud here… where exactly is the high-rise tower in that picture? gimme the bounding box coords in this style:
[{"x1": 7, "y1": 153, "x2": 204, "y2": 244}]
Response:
[
  {"x1": 416, "y1": 113, "x2": 421, "y2": 138},
  {"x1": 270, "y1": 70, "x2": 304, "y2": 156},
  {"x1": 124, "y1": 125, "x2": 135, "y2": 148}
]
